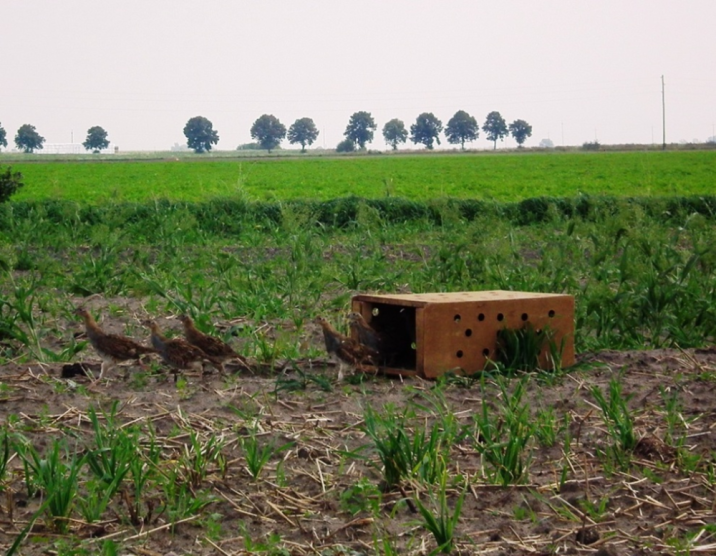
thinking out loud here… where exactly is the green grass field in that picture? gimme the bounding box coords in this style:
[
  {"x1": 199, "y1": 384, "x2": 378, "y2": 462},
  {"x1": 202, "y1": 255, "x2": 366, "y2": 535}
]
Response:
[{"x1": 6, "y1": 150, "x2": 715, "y2": 204}]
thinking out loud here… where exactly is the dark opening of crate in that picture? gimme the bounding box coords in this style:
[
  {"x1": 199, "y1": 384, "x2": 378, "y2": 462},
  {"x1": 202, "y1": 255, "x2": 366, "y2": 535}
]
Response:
[{"x1": 355, "y1": 303, "x2": 416, "y2": 371}]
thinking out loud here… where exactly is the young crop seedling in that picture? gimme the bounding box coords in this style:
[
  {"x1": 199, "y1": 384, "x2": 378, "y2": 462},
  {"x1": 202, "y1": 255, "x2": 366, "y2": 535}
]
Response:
[
  {"x1": 361, "y1": 403, "x2": 450, "y2": 489},
  {"x1": 179, "y1": 430, "x2": 227, "y2": 488},
  {"x1": 413, "y1": 469, "x2": 467, "y2": 555},
  {"x1": 84, "y1": 404, "x2": 135, "y2": 497},
  {"x1": 239, "y1": 426, "x2": 292, "y2": 481},
  {"x1": 495, "y1": 323, "x2": 561, "y2": 374},
  {"x1": 0, "y1": 426, "x2": 9, "y2": 489},
  {"x1": 339, "y1": 477, "x2": 382, "y2": 517},
  {"x1": 161, "y1": 467, "x2": 214, "y2": 524},
  {"x1": 15, "y1": 439, "x2": 83, "y2": 533},
  {"x1": 124, "y1": 428, "x2": 163, "y2": 526},
  {"x1": 472, "y1": 376, "x2": 534, "y2": 486},
  {"x1": 591, "y1": 375, "x2": 637, "y2": 469},
  {"x1": 535, "y1": 405, "x2": 561, "y2": 448}
]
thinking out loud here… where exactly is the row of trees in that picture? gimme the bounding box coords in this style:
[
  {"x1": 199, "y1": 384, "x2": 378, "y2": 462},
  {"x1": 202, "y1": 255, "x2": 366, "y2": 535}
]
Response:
[
  {"x1": 0, "y1": 122, "x2": 110, "y2": 153},
  {"x1": 0, "y1": 109, "x2": 531, "y2": 155},
  {"x1": 184, "y1": 110, "x2": 532, "y2": 154},
  {"x1": 342, "y1": 110, "x2": 531, "y2": 152},
  {"x1": 183, "y1": 115, "x2": 319, "y2": 154}
]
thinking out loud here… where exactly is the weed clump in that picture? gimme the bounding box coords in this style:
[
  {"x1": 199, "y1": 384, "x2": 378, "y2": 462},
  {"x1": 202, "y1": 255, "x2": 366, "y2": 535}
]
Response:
[{"x1": 0, "y1": 166, "x2": 24, "y2": 204}]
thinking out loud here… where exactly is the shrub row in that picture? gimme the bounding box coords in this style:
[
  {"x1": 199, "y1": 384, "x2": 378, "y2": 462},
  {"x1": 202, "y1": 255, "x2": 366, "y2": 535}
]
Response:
[{"x1": 2, "y1": 194, "x2": 716, "y2": 238}]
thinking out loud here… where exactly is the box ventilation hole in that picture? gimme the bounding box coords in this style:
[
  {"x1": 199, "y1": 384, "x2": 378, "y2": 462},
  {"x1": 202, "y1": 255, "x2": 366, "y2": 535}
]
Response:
[
  {"x1": 454, "y1": 314, "x2": 461, "y2": 323},
  {"x1": 478, "y1": 313, "x2": 485, "y2": 321},
  {"x1": 548, "y1": 310, "x2": 555, "y2": 317},
  {"x1": 456, "y1": 350, "x2": 464, "y2": 358},
  {"x1": 497, "y1": 313, "x2": 504, "y2": 322},
  {"x1": 482, "y1": 348, "x2": 490, "y2": 357},
  {"x1": 465, "y1": 329, "x2": 472, "y2": 337},
  {"x1": 521, "y1": 313, "x2": 529, "y2": 321}
]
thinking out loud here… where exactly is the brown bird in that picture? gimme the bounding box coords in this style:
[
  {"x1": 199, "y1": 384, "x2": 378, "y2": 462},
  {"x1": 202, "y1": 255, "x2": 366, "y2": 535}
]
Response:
[
  {"x1": 347, "y1": 312, "x2": 385, "y2": 353},
  {"x1": 178, "y1": 314, "x2": 250, "y2": 372},
  {"x1": 74, "y1": 307, "x2": 157, "y2": 379},
  {"x1": 144, "y1": 320, "x2": 224, "y2": 379},
  {"x1": 315, "y1": 316, "x2": 377, "y2": 377}
]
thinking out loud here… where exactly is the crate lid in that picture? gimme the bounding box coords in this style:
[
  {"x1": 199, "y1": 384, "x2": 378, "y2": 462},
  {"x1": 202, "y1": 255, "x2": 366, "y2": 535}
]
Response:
[{"x1": 353, "y1": 290, "x2": 571, "y2": 307}]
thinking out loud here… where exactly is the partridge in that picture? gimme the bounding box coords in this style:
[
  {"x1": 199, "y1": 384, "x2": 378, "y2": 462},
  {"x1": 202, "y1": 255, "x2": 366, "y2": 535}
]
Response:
[
  {"x1": 347, "y1": 312, "x2": 385, "y2": 354},
  {"x1": 144, "y1": 320, "x2": 224, "y2": 379},
  {"x1": 74, "y1": 307, "x2": 157, "y2": 379},
  {"x1": 315, "y1": 316, "x2": 377, "y2": 376},
  {"x1": 178, "y1": 314, "x2": 250, "y2": 371}
]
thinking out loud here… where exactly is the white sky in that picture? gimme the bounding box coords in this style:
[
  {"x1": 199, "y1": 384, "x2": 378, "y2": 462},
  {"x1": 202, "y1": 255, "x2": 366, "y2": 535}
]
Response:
[{"x1": 2, "y1": 1, "x2": 715, "y2": 152}]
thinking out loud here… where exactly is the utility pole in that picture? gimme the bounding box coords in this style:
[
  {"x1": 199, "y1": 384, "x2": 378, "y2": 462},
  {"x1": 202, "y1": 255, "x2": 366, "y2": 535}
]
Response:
[{"x1": 661, "y1": 75, "x2": 666, "y2": 150}]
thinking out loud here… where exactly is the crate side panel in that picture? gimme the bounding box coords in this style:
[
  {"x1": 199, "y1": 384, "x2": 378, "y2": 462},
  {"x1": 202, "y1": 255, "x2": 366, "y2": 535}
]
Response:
[
  {"x1": 420, "y1": 302, "x2": 490, "y2": 378},
  {"x1": 420, "y1": 296, "x2": 574, "y2": 378}
]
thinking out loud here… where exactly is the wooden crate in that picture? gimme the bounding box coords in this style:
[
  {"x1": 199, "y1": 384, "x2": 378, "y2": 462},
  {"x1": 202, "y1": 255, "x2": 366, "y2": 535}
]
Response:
[{"x1": 351, "y1": 290, "x2": 575, "y2": 378}]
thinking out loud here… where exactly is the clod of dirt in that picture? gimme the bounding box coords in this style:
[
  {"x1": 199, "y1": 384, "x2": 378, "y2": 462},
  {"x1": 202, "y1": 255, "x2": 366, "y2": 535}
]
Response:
[
  {"x1": 575, "y1": 526, "x2": 600, "y2": 545},
  {"x1": 60, "y1": 362, "x2": 95, "y2": 378},
  {"x1": 634, "y1": 435, "x2": 676, "y2": 462},
  {"x1": 534, "y1": 519, "x2": 552, "y2": 535},
  {"x1": 594, "y1": 547, "x2": 619, "y2": 556},
  {"x1": 558, "y1": 480, "x2": 582, "y2": 494}
]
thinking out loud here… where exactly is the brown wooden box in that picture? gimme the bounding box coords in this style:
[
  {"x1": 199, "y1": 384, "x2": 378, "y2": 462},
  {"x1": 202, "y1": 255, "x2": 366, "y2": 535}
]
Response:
[{"x1": 351, "y1": 290, "x2": 575, "y2": 378}]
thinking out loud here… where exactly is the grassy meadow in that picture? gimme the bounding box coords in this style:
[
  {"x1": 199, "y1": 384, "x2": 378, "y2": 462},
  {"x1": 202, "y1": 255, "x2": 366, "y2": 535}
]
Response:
[
  {"x1": 0, "y1": 150, "x2": 715, "y2": 554},
  {"x1": 5, "y1": 149, "x2": 716, "y2": 203}
]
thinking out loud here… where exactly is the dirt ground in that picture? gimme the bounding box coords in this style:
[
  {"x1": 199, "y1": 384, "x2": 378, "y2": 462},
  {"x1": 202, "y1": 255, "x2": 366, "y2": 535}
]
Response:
[{"x1": 0, "y1": 310, "x2": 715, "y2": 555}]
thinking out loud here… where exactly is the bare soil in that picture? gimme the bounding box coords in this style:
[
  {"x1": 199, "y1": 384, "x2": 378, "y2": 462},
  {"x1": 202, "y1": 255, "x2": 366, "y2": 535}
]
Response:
[{"x1": 0, "y1": 307, "x2": 715, "y2": 555}]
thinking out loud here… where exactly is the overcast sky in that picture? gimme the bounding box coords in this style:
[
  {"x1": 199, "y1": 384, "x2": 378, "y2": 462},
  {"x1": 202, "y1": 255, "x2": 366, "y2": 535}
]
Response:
[{"x1": 2, "y1": 1, "x2": 715, "y2": 152}]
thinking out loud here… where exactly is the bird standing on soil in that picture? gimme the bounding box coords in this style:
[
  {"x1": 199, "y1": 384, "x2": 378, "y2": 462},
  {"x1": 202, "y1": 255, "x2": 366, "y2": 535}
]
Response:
[
  {"x1": 144, "y1": 320, "x2": 224, "y2": 380},
  {"x1": 74, "y1": 307, "x2": 157, "y2": 379},
  {"x1": 347, "y1": 312, "x2": 385, "y2": 354},
  {"x1": 315, "y1": 316, "x2": 378, "y2": 377},
  {"x1": 178, "y1": 314, "x2": 250, "y2": 372}
]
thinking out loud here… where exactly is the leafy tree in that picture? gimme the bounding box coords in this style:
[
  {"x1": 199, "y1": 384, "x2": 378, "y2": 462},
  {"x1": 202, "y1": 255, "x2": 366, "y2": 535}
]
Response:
[
  {"x1": 250, "y1": 114, "x2": 286, "y2": 153},
  {"x1": 183, "y1": 116, "x2": 219, "y2": 153},
  {"x1": 382, "y1": 119, "x2": 408, "y2": 150},
  {"x1": 0, "y1": 123, "x2": 7, "y2": 151},
  {"x1": 82, "y1": 126, "x2": 110, "y2": 153},
  {"x1": 410, "y1": 112, "x2": 443, "y2": 150},
  {"x1": 336, "y1": 139, "x2": 356, "y2": 153},
  {"x1": 287, "y1": 117, "x2": 319, "y2": 153},
  {"x1": 344, "y1": 111, "x2": 376, "y2": 149},
  {"x1": 0, "y1": 166, "x2": 24, "y2": 203},
  {"x1": 14, "y1": 124, "x2": 45, "y2": 153},
  {"x1": 445, "y1": 110, "x2": 479, "y2": 150},
  {"x1": 509, "y1": 119, "x2": 533, "y2": 147},
  {"x1": 482, "y1": 111, "x2": 508, "y2": 150},
  {"x1": 582, "y1": 141, "x2": 600, "y2": 151}
]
